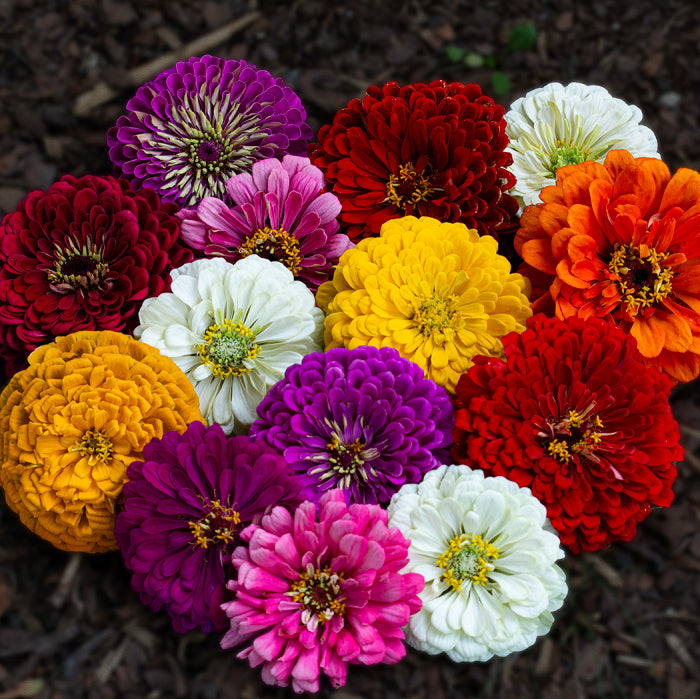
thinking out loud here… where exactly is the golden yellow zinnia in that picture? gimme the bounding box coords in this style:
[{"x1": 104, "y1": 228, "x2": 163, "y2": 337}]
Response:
[
  {"x1": 0, "y1": 331, "x2": 204, "y2": 553},
  {"x1": 316, "y1": 216, "x2": 532, "y2": 393}
]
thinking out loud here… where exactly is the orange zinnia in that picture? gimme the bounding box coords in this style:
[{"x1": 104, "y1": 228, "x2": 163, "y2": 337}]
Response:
[
  {"x1": 0, "y1": 331, "x2": 203, "y2": 552},
  {"x1": 515, "y1": 149, "x2": 700, "y2": 383}
]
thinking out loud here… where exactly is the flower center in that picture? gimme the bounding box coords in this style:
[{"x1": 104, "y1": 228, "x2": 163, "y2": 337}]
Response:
[
  {"x1": 47, "y1": 238, "x2": 108, "y2": 293},
  {"x1": 72, "y1": 429, "x2": 114, "y2": 464},
  {"x1": 548, "y1": 140, "x2": 589, "y2": 174},
  {"x1": 414, "y1": 295, "x2": 457, "y2": 336},
  {"x1": 608, "y1": 244, "x2": 673, "y2": 315},
  {"x1": 437, "y1": 534, "x2": 500, "y2": 591},
  {"x1": 385, "y1": 162, "x2": 434, "y2": 212},
  {"x1": 186, "y1": 130, "x2": 235, "y2": 175},
  {"x1": 189, "y1": 500, "x2": 241, "y2": 549},
  {"x1": 289, "y1": 564, "x2": 345, "y2": 630},
  {"x1": 327, "y1": 436, "x2": 366, "y2": 480},
  {"x1": 543, "y1": 409, "x2": 605, "y2": 463},
  {"x1": 196, "y1": 319, "x2": 260, "y2": 380},
  {"x1": 238, "y1": 226, "x2": 302, "y2": 276}
]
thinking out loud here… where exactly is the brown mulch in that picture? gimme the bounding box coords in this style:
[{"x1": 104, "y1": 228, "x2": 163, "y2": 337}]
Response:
[{"x1": 1, "y1": 1, "x2": 700, "y2": 697}]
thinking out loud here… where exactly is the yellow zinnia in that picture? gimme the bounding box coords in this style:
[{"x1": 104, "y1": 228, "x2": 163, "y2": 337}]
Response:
[
  {"x1": 316, "y1": 216, "x2": 532, "y2": 393},
  {"x1": 0, "y1": 331, "x2": 204, "y2": 553}
]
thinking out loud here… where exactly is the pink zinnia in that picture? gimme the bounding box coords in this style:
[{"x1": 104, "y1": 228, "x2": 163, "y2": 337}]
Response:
[
  {"x1": 178, "y1": 155, "x2": 351, "y2": 292},
  {"x1": 220, "y1": 489, "x2": 424, "y2": 693}
]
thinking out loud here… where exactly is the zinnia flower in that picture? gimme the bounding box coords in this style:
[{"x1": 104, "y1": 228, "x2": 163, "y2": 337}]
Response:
[
  {"x1": 505, "y1": 82, "x2": 659, "y2": 211},
  {"x1": 308, "y1": 80, "x2": 518, "y2": 242},
  {"x1": 387, "y1": 465, "x2": 567, "y2": 662},
  {"x1": 135, "y1": 255, "x2": 324, "y2": 435},
  {"x1": 178, "y1": 155, "x2": 351, "y2": 291},
  {"x1": 220, "y1": 489, "x2": 424, "y2": 693},
  {"x1": 114, "y1": 421, "x2": 303, "y2": 634},
  {"x1": 0, "y1": 174, "x2": 193, "y2": 378},
  {"x1": 451, "y1": 313, "x2": 683, "y2": 553},
  {"x1": 316, "y1": 215, "x2": 532, "y2": 393},
  {"x1": 0, "y1": 331, "x2": 203, "y2": 553},
  {"x1": 249, "y1": 345, "x2": 453, "y2": 504},
  {"x1": 108, "y1": 55, "x2": 313, "y2": 208},
  {"x1": 515, "y1": 149, "x2": 700, "y2": 383}
]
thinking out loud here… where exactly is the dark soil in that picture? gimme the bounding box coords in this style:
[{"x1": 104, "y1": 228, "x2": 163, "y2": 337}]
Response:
[{"x1": 1, "y1": 1, "x2": 700, "y2": 698}]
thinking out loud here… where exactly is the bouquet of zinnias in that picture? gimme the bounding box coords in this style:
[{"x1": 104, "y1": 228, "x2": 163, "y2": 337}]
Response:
[{"x1": 1, "y1": 55, "x2": 691, "y2": 693}]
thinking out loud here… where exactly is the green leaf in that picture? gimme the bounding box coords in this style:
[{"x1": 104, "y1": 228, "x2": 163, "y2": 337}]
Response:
[
  {"x1": 508, "y1": 22, "x2": 537, "y2": 51},
  {"x1": 484, "y1": 55, "x2": 496, "y2": 69},
  {"x1": 491, "y1": 71, "x2": 511, "y2": 96},
  {"x1": 464, "y1": 52, "x2": 485, "y2": 68},
  {"x1": 446, "y1": 45, "x2": 467, "y2": 63}
]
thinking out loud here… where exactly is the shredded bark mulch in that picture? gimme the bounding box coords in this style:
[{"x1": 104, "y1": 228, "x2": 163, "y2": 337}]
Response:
[{"x1": 1, "y1": 1, "x2": 699, "y2": 697}]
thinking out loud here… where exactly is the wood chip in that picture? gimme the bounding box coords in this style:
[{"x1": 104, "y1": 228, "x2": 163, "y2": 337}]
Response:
[
  {"x1": 49, "y1": 552, "x2": 82, "y2": 608},
  {"x1": 583, "y1": 554, "x2": 624, "y2": 588},
  {"x1": 74, "y1": 12, "x2": 260, "y2": 116},
  {"x1": 664, "y1": 633, "x2": 698, "y2": 678}
]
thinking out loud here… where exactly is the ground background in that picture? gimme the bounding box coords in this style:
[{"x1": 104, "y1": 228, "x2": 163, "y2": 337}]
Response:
[{"x1": 1, "y1": 1, "x2": 700, "y2": 697}]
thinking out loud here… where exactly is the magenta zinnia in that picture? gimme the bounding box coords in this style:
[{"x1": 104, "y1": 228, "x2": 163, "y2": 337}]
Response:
[
  {"x1": 220, "y1": 489, "x2": 424, "y2": 693},
  {"x1": 178, "y1": 155, "x2": 351, "y2": 291},
  {"x1": 0, "y1": 174, "x2": 192, "y2": 378},
  {"x1": 108, "y1": 55, "x2": 313, "y2": 208},
  {"x1": 309, "y1": 80, "x2": 518, "y2": 242},
  {"x1": 452, "y1": 313, "x2": 683, "y2": 553},
  {"x1": 114, "y1": 421, "x2": 303, "y2": 633}
]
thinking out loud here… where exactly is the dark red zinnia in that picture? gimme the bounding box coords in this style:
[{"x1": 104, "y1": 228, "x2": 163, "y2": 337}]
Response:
[
  {"x1": 0, "y1": 174, "x2": 193, "y2": 377},
  {"x1": 451, "y1": 313, "x2": 683, "y2": 553},
  {"x1": 308, "y1": 80, "x2": 518, "y2": 243}
]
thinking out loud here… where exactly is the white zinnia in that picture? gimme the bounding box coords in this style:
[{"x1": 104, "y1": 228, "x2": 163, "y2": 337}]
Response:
[
  {"x1": 387, "y1": 465, "x2": 567, "y2": 662},
  {"x1": 135, "y1": 255, "x2": 324, "y2": 435},
  {"x1": 505, "y1": 82, "x2": 659, "y2": 211}
]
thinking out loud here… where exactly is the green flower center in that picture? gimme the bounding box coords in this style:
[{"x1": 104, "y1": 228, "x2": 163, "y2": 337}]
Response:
[
  {"x1": 414, "y1": 295, "x2": 457, "y2": 335},
  {"x1": 437, "y1": 534, "x2": 500, "y2": 591},
  {"x1": 73, "y1": 429, "x2": 113, "y2": 464},
  {"x1": 608, "y1": 243, "x2": 673, "y2": 315},
  {"x1": 548, "y1": 140, "x2": 589, "y2": 174},
  {"x1": 186, "y1": 127, "x2": 236, "y2": 175},
  {"x1": 386, "y1": 162, "x2": 434, "y2": 212},
  {"x1": 189, "y1": 500, "x2": 240, "y2": 549},
  {"x1": 239, "y1": 226, "x2": 302, "y2": 276},
  {"x1": 197, "y1": 319, "x2": 260, "y2": 380},
  {"x1": 289, "y1": 565, "x2": 345, "y2": 626}
]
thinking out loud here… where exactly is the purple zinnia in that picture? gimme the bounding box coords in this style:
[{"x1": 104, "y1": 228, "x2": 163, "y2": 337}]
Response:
[
  {"x1": 249, "y1": 346, "x2": 454, "y2": 504},
  {"x1": 178, "y1": 155, "x2": 351, "y2": 291},
  {"x1": 114, "y1": 421, "x2": 303, "y2": 634},
  {"x1": 107, "y1": 55, "x2": 313, "y2": 208}
]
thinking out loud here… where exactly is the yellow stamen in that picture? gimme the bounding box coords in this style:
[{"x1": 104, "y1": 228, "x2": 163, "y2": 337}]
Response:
[
  {"x1": 189, "y1": 501, "x2": 241, "y2": 549},
  {"x1": 437, "y1": 533, "x2": 500, "y2": 591},
  {"x1": 608, "y1": 244, "x2": 673, "y2": 315},
  {"x1": 289, "y1": 565, "x2": 346, "y2": 625},
  {"x1": 385, "y1": 162, "x2": 433, "y2": 212},
  {"x1": 72, "y1": 429, "x2": 114, "y2": 464},
  {"x1": 196, "y1": 319, "x2": 260, "y2": 380},
  {"x1": 238, "y1": 226, "x2": 302, "y2": 277}
]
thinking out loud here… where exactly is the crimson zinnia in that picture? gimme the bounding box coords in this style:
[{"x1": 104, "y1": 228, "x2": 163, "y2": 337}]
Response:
[
  {"x1": 451, "y1": 313, "x2": 683, "y2": 553},
  {"x1": 309, "y1": 80, "x2": 518, "y2": 242},
  {"x1": 0, "y1": 174, "x2": 192, "y2": 377}
]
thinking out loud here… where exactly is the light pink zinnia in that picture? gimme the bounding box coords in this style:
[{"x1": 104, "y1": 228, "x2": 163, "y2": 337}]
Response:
[
  {"x1": 220, "y1": 489, "x2": 424, "y2": 693},
  {"x1": 178, "y1": 155, "x2": 351, "y2": 291}
]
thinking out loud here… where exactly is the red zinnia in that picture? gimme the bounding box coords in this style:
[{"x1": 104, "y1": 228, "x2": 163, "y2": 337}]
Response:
[
  {"x1": 309, "y1": 80, "x2": 518, "y2": 242},
  {"x1": 0, "y1": 175, "x2": 193, "y2": 377},
  {"x1": 451, "y1": 313, "x2": 683, "y2": 553}
]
